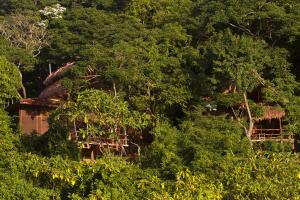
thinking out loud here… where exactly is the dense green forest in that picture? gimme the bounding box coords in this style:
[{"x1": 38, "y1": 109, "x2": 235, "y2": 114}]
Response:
[{"x1": 0, "y1": 0, "x2": 300, "y2": 199}]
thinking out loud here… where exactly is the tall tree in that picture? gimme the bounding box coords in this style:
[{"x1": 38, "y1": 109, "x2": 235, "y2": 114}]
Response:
[
  {"x1": 0, "y1": 55, "x2": 22, "y2": 105},
  {"x1": 199, "y1": 30, "x2": 297, "y2": 141}
]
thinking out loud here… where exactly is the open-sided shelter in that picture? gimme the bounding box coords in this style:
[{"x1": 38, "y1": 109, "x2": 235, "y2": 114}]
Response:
[{"x1": 251, "y1": 106, "x2": 294, "y2": 145}]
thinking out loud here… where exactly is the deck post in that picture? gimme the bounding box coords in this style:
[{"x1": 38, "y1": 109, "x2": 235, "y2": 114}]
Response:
[
  {"x1": 90, "y1": 147, "x2": 94, "y2": 160},
  {"x1": 279, "y1": 118, "x2": 283, "y2": 144}
]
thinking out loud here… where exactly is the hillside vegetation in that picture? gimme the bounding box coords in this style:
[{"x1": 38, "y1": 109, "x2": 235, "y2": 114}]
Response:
[{"x1": 0, "y1": 1, "x2": 300, "y2": 199}]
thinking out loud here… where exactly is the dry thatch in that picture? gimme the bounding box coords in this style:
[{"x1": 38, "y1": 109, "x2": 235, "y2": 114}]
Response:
[
  {"x1": 255, "y1": 106, "x2": 285, "y2": 121},
  {"x1": 43, "y1": 62, "x2": 75, "y2": 86},
  {"x1": 39, "y1": 80, "x2": 67, "y2": 99}
]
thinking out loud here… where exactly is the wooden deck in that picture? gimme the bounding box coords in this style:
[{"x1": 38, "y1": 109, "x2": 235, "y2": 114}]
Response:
[
  {"x1": 78, "y1": 136, "x2": 129, "y2": 148},
  {"x1": 251, "y1": 129, "x2": 294, "y2": 143},
  {"x1": 76, "y1": 134, "x2": 129, "y2": 160}
]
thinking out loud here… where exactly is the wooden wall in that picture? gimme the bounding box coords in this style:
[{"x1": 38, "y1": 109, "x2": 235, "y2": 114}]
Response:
[{"x1": 19, "y1": 107, "x2": 50, "y2": 135}]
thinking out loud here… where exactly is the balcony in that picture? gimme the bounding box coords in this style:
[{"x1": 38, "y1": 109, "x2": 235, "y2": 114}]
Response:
[{"x1": 251, "y1": 129, "x2": 294, "y2": 143}]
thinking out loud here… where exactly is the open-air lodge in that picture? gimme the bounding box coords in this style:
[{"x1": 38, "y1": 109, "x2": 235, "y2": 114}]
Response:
[
  {"x1": 251, "y1": 106, "x2": 294, "y2": 146},
  {"x1": 204, "y1": 91, "x2": 295, "y2": 149},
  {"x1": 248, "y1": 89, "x2": 295, "y2": 147},
  {"x1": 17, "y1": 62, "x2": 131, "y2": 160}
]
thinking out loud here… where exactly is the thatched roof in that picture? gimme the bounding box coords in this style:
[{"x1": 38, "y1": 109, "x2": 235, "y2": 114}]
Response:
[
  {"x1": 39, "y1": 80, "x2": 67, "y2": 99},
  {"x1": 20, "y1": 98, "x2": 61, "y2": 107},
  {"x1": 43, "y1": 62, "x2": 75, "y2": 86},
  {"x1": 254, "y1": 106, "x2": 285, "y2": 121}
]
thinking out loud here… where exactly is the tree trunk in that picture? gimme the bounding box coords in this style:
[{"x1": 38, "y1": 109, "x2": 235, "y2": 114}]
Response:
[
  {"x1": 243, "y1": 92, "x2": 253, "y2": 144},
  {"x1": 18, "y1": 66, "x2": 26, "y2": 98},
  {"x1": 21, "y1": 84, "x2": 27, "y2": 99},
  {"x1": 113, "y1": 81, "x2": 117, "y2": 97}
]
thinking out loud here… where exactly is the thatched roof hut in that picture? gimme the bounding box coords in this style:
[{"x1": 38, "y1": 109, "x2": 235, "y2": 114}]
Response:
[{"x1": 254, "y1": 106, "x2": 285, "y2": 122}]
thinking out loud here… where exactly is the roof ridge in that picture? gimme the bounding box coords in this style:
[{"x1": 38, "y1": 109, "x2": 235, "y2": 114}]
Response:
[{"x1": 43, "y1": 62, "x2": 75, "y2": 86}]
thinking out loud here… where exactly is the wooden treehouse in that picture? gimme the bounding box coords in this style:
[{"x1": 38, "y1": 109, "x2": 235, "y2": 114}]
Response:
[
  {"x1": 250, "y1": 106, "x2": 294, "y2": 147},
  {"x1": 16, "y1": 62, "x2": 137, "y2": 160},
  {"x1": 18, "y1": 62, "x2": 74, "y2": 135}
]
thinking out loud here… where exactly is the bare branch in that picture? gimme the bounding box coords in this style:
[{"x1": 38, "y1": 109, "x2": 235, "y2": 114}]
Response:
[
  {"x1": 227, "y1": 22, "x2": 254, "y2": 36},
  {"x1": 0, "y1": 12, "x2": 49, "y2": 57},
  {"x1": 231, "y1": 107, "x2": 248, "y2": 134}
]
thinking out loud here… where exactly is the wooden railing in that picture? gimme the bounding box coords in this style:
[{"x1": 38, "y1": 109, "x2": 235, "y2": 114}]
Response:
[
  {"x1": 251, "y1": 129, "x2": 294, "y2": 142},
  {"x1": 77, "y1": 134, "x2": 129, "y2": 149}
]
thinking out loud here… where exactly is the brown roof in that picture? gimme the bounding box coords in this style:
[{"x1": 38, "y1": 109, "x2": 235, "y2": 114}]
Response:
[
  {"x1": 43, "y1": 62, "x2": 75, "y2": 86},
  {"x1": 20, "y1": 98, "x2": 61, "y2": 107},
  {"x1": 255, "y1": 106, "x2": 285, "y2": 121},
  {"x1": 39, "y1": 80, "x2": 67, "y2": 99}
]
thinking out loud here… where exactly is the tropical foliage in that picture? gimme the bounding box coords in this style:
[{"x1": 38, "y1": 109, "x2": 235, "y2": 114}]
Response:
[{"x1": 0, "y1": 0, "x2": 299, "y2": 199}]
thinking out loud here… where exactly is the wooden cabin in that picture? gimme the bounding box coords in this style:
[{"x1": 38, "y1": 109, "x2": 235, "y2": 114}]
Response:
[
  {"x1": 18, "y1": 62, "x2": 74, "y2": 135},
  {"x1": 19, "y1": 98, "x2": 60, "y2": 135},
  {"x1": 251, "y1": 106, "x2": 294, "y2": 147},
  {"x1": 18, "y1": 62, "x2": 132, "y2": 160}
]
